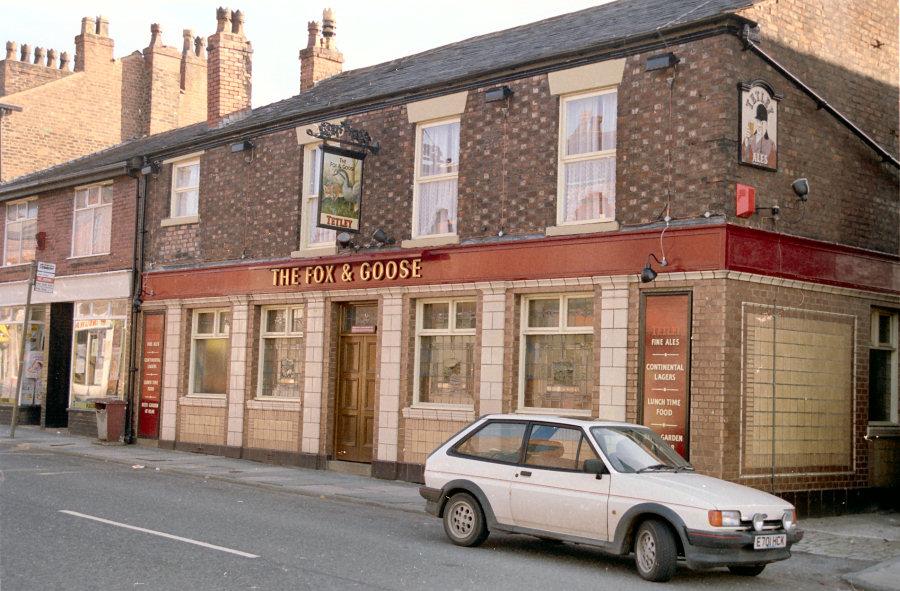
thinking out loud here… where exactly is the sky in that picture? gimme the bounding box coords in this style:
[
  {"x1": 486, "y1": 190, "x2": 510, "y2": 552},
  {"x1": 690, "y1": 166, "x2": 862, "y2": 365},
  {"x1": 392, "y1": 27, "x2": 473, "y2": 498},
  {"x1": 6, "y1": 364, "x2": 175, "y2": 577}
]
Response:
[{"x1": 1, "y1": 0, "x2": 613, "y2": 108}]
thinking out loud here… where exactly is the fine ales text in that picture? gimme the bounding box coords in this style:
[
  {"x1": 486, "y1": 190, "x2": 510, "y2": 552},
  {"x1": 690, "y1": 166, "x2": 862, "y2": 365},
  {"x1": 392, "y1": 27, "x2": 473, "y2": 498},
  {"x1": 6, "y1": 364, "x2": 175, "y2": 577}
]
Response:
[{"x1": 271, "y1": 258, "x2": 423, "y2": 286}]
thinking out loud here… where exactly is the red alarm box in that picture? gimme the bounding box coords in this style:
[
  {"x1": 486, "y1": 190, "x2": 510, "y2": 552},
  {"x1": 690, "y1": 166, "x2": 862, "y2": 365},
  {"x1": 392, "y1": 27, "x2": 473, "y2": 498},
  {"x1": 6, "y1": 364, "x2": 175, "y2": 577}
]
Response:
[{"x1": 736, "y1": 183, "x2": 756, "y2": 218}]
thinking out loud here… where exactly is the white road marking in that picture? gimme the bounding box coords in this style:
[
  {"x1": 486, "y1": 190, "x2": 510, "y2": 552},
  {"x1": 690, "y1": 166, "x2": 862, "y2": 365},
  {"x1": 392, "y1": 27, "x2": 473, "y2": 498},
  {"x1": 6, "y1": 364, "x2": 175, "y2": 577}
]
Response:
[{"x1": 59, "y1": 510, "x2": 259, "y2": 558}]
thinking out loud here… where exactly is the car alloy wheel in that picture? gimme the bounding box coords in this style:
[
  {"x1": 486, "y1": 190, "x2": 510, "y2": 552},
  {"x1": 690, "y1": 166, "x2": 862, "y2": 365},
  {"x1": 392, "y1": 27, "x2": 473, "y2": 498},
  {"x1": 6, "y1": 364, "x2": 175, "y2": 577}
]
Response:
[
  {"x1": 448, "y1": 500, "x2": 475, "y2": 538},
  {"x1": 634, "y1": 520, "x2": 677, "y2": 582},
  {"x1": 442, "y1": 492, "x2": 489, "y2": 547}
]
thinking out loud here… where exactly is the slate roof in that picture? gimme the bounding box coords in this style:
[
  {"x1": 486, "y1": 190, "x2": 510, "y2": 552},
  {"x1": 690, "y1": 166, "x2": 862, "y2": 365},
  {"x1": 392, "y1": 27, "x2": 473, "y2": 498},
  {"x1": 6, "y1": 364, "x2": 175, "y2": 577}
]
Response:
[{"x1": 0, "y1": 0, "x2": 754, "y2": 198}]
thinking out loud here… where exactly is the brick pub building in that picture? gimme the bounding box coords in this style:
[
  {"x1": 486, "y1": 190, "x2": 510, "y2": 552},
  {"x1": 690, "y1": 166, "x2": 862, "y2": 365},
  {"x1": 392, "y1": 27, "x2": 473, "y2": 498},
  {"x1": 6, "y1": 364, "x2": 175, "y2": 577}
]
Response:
[{"x1": 1, "y1": 0, "x2": 897, "y2": 514}]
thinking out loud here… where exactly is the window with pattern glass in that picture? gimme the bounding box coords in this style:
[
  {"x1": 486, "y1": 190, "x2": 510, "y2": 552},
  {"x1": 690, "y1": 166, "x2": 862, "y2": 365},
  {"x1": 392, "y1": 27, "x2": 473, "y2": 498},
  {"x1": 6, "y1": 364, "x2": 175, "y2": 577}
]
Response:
[
  {"x1": 413, "y1": 119, "x2": 460, "y2": 237},
  {"x1": 557, "y1": 89, "x2": 617, "y2": 224},
  {"x1": 869, "y1": 309, "x2": 899, "y2": 424},
  {"x1": 170, "y1": 159, "x2": 200, "y2": 218},
  {"x1": 414, "y1": 299, "x2": 476, "y2": 406},
  {"x1": 4, "y1": 200, "x2": 37, "y2": 266},
  {"x1": 257, "y1": 306, "x2": 305, "y2": 399},
  {"x1": 189, "y1": 309, "x2": 230, "y2": 396},
  {"x1": 72, "y1": 184, "x2": 112, "y2": 257},
  {"x1": 301, "y1": 145, "x2": 336, "y2": 249},
  {"x1": 519, "y1": 295, "x2": 595, "y2": 412}
]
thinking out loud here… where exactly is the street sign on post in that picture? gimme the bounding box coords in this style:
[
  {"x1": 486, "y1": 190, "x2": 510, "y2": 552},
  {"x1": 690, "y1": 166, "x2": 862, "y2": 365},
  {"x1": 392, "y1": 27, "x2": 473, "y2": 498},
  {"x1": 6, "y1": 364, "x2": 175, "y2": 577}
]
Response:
[{"x1": 34, "y1": 261, "x2": 56, "y2": 294}]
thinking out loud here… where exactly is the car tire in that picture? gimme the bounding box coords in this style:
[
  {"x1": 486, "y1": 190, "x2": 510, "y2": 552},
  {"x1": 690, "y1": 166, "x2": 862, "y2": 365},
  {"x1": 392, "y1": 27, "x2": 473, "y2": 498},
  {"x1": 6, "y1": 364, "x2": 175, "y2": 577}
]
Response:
[
  {"x1": 443, "y1": 493, "x2": 489, "y2": 547},
  {"x1": 634, "y1": 519, "x2": 678, "y2": 582},
  {"x1": 729, "y1": 564, "x2": 766, "y2": 576}
]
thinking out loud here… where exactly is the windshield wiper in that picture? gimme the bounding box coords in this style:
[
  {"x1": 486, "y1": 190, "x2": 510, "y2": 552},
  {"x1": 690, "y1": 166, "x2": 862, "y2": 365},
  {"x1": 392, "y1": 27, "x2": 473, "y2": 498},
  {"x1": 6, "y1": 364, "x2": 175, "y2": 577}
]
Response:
[
  {"x1": 675, "y1": 466, "x2": 695, "y2": 472},
  {"x1": 637, "y1": 463, "x2": 676, "y2": 473}
]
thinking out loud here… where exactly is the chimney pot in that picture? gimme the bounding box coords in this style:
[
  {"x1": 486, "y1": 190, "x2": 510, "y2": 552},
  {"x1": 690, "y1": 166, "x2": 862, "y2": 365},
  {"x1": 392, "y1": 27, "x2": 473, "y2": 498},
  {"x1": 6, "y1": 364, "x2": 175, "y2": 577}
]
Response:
[
  {"x1": 81, "y1": 17, "x2": 95, "y2": 36},
  {"x1": 20, "y1": 44, "x2": 31, "y2": 62},
  {"x1": 150, "y1": 23, "x2": 163, "y2": 47},
  {"x1": 183, "y1": 29, "x2": 193, "y2": 54},
  {"x1": 33, "y1": 47, "x2": 45, "y2": 65},
  {"x1": 96, "y1": 15, "x2": 110, "y2": 37},
  {"x1": 60, "y1": 51, "x2": 70, "y2": 70},
  {"x1": 194, "y1": 36, "x2": 206, "y2": 58},
  {"x1": 47, "y1": 48, "x2": 58, "y2": 68},
  {"x1": 5, "y1": 41, "x2": 16, "y2": 61},
  {"x1": 306, "y1": 21, "x2": 320, "y2": 49},
  {"x1": 231, "y1": 10, "x2": 245, "y2": 35},
  {"x1": 215, "y1": 7, "x2": 231, "y2": 32}
]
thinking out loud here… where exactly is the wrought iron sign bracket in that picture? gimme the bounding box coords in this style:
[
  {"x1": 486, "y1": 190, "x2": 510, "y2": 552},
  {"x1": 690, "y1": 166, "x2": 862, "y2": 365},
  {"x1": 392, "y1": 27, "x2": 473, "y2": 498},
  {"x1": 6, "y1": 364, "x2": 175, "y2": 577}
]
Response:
[{"x1": 306, "y1": 119, "x2": 380, "y2": 155}]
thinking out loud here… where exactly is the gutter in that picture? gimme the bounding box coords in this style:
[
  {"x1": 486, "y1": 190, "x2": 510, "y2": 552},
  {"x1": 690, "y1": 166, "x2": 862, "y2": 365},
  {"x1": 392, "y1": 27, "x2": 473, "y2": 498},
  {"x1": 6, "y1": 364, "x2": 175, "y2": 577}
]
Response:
[
  {"x1": 123, "y1": 159, "x2": 148, "y2": 445},
  {"x1": 0, "y1": 103, "x2": 24, "y2": 114},
  {"x1": 0, "y1": 161, "x2": 127, "y2": 201},
  {"x1": 740, "y1": 25, "x2": 899, "y2": 169}
]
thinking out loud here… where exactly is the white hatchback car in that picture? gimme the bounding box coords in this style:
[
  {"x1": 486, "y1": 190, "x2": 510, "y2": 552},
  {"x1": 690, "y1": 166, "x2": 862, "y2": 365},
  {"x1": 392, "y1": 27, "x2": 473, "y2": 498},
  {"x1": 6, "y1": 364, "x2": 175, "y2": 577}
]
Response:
[{"x1": 420, "y1": 415, "x2": 803, "y2": 582}]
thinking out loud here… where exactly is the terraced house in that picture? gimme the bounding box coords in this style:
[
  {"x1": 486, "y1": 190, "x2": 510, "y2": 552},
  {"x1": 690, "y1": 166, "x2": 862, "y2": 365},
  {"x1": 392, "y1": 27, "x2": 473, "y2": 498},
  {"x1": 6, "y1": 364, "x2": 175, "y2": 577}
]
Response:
[{"x1": 0, "y1": 0, "x2": 897, "y2": 515}]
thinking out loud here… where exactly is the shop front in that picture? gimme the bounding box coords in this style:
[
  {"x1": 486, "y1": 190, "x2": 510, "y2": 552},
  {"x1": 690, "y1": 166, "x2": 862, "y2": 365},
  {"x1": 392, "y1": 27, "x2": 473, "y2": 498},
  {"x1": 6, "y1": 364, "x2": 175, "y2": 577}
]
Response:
[
  {"x1": 0, "y1": 270, "x2": 132, "y2": 433},
  {"x1": 140, "y1": 223, "x2": 898, "y2": 505}
]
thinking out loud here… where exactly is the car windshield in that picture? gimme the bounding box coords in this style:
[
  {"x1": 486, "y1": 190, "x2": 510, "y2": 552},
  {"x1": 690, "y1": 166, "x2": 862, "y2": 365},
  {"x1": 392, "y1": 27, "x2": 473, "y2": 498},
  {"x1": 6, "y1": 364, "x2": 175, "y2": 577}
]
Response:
[{"x1": 590, "y1": 426, "x2": 692, "y2": 473}]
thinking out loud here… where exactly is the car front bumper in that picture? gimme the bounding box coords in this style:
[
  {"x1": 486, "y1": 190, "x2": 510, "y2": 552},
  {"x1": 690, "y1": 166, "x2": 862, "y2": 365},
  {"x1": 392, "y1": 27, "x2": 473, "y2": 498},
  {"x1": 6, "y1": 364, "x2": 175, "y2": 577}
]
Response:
[
  {"x1": 419, "y1": 486, "x2": 443, "y2": 516},
  {"x1": 683, "y1": 527, "x2": 804, "y2": 569}
]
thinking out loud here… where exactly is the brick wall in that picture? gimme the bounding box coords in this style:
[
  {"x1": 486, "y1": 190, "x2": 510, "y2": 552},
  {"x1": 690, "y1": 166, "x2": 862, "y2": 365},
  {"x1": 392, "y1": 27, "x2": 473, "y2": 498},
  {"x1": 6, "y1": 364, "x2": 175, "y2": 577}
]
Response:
[
  {"x1": 0, "y1": 20, "x2": 207, "y2": 183},
  {"x1": 143, "y1": 25, "x2": 896, "y2": 272},
  {"x1": 0, "y1": 177, "x2": 136, "y2": 284}
]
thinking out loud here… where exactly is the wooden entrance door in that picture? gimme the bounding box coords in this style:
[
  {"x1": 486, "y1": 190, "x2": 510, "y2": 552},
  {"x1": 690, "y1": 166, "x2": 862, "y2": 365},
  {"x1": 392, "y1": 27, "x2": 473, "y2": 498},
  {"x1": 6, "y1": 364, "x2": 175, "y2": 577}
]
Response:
[{"x1": 334, "y1": 333, "x2": 377, "y2": 462}]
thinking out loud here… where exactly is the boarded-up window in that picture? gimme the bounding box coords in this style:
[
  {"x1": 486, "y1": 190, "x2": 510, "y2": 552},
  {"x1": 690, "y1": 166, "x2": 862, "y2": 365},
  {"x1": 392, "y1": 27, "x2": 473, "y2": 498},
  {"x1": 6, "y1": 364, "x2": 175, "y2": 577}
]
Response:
[{"x1": 741, "y1": 304, "x2": 855, "y2": 475}]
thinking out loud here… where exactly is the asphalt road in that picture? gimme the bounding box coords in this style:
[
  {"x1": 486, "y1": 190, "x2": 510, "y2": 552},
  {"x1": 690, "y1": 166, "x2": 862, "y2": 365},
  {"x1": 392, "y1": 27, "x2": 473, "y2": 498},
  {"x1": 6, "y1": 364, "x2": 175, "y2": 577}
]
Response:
[{"x1": 0, "y1": 446, "x2": 868, "y2": 590}]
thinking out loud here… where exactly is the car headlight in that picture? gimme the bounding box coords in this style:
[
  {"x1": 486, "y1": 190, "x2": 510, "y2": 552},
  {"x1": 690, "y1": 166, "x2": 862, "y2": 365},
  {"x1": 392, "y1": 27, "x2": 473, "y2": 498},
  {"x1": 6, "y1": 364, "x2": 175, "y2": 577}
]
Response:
[
  {"x1": 782, "y1": 509, "x2": 797, "y2": 530},
  {"x1": 708, "y1": 510, "x2": 742, "y2": 527}
]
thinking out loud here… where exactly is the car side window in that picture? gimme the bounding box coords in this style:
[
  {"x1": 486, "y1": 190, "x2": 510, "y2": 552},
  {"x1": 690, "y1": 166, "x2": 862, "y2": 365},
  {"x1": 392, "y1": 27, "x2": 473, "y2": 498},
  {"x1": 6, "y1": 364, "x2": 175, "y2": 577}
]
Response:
[
  {"x1": 453, "y1": 421, "x2": 527, "y2": 463},
  {"x1": 524, "y1": 424, "x2": 600, "y2": 471}
]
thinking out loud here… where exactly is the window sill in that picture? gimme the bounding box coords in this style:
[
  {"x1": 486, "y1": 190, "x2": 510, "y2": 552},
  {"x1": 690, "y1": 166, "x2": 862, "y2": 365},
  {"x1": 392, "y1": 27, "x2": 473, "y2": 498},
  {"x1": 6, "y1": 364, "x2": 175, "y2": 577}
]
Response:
[
  {"x1": 401, "y1": 234, "x2": 459, "y2": 248},
  {"x1": 402, "y1": 406, "x2": 476, "y2": 422},
  {"x1": 179, "y1": 395, "x2": 227, "y2": 408},
  {"x1": 545, "y1": 221, "x2": 619, "y2": 237},
  {"x1": 291, "y1": 245, "x2": 338, "y2": 258},
  {"x1": 68, "y1": 252, "x2": 110, "y2": 261},
  {"x1": 2, "y1": 262, "x2": 34, "y2": 269},
  {"x1": 867, "y1": 424, "x2": 900, "y2": 438},
  {"x1": 161, "y1": 215, "x2": 200, "y2": 227},
  {"x1": 515, "y1": 407, "x2": 593, "y2": 418},
  {"x1": 247, "y1": 398, "x2": 302, "y2": 411}
]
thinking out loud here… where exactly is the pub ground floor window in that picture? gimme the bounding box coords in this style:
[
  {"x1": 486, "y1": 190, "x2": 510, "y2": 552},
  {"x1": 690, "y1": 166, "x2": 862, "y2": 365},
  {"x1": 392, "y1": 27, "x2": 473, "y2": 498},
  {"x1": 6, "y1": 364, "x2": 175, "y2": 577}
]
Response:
[
  {"x1": 70, "y1": 300, "x2": 128, "y2": 409},
  {"x1": 869, "y1": 309, "x2": 899, "y2": 425}
]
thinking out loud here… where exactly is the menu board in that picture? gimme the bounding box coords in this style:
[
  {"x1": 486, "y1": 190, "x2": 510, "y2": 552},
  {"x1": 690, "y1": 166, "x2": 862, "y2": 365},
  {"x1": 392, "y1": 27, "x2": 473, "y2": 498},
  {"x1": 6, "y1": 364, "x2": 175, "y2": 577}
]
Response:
[
  {"x1": 640, "y1": 293, "x2": 691, "y2": 458},
  {"x1": 138, "y1": 313, "x2": 165, "y2": 439}
]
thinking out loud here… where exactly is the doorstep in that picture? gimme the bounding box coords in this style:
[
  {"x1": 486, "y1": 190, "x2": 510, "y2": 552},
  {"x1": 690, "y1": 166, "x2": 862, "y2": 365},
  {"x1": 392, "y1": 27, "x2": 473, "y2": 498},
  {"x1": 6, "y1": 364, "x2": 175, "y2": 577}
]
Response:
[{"x1": 327, "y1": 460, "x2": 373, "y2": 477}]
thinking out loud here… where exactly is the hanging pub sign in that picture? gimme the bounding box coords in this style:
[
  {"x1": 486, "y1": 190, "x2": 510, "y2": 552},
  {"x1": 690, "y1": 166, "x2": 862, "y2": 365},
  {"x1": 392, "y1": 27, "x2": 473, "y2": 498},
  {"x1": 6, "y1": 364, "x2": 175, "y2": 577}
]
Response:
[
  {"x1": 739, "y1": 79, "x2": 783, "y2": 171},
  {"x1": 317, "y1": 144, "x2": 365, "y2": 232}
]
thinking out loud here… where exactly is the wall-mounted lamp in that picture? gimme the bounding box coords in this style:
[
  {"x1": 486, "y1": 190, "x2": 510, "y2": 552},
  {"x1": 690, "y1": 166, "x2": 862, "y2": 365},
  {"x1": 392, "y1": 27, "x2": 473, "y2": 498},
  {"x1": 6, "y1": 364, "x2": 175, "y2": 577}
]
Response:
[
  {"x1": 639, "y1": 253, "x2": 668, "y2": 283},
  {"x1": 337, "y1": 232, "x2": 354, "y2": 249},
  {"x1": 485, "y1": 85, "x2": 513, "y2": 102},
  {"x1": 140, "y1": 162, "x2": 160, "y2": 176},
  {"x1": 372, "y1": 228, "x2": 395, "y2": 246},
  {"x1": 230, "y1": 139, "x2": 254, "y2": 152},
  {"x1": 645, "y1": 52, "x2": 680, "y2": 72},
  {"x1": 792, "y1": 178, "x2": 809, "y2": 201}
]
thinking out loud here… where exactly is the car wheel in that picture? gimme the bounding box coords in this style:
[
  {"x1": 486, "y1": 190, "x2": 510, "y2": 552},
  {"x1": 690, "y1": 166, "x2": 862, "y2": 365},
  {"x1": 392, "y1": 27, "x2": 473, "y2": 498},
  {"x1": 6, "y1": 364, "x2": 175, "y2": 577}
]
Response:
[
  {"x1": 729, "y1": 564, "x2": 766, "y2": 576},
  {"x1": 443, "y1": 493, "x2": 489, "y2": 547},
  {"x1": 634, "y1": 520, "x2": 678, "y2": 582}
]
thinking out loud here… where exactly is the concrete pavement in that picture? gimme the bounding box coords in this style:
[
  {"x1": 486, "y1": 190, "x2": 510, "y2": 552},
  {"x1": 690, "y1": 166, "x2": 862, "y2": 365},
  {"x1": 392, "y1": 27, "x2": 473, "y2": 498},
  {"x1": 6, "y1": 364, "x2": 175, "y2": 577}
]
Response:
[{"x1": 2, "y1": 425, "x2": 897, "y2": 590}]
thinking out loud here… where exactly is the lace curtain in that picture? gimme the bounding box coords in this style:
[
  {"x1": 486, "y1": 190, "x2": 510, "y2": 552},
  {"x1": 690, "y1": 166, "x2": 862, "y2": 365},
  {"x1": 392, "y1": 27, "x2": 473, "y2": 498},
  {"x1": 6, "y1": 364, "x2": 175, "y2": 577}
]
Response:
[{"x1": 562, "y1": 92, "x2": 617, "y2": 223}]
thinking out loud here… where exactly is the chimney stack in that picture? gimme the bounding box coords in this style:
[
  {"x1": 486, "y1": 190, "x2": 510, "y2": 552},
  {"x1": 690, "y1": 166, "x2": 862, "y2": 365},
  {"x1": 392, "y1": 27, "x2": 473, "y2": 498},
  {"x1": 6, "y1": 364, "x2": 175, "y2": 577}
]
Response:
[
  {"x1": 74, "y1": 16, "x2": 114, "y2": 71},
  {"x1": 299, "y1": 7, "x2": 344, "y2": 92},
  {"x1": 206, "y1": 6, "x2": 252, "y2": 127}
]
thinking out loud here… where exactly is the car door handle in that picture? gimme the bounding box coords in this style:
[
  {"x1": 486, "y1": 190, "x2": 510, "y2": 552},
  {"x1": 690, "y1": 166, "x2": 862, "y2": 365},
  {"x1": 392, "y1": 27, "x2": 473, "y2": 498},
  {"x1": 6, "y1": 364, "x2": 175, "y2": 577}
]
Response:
[{"x1": 518, "y1": 471, "x2": 532, "y2": 477}]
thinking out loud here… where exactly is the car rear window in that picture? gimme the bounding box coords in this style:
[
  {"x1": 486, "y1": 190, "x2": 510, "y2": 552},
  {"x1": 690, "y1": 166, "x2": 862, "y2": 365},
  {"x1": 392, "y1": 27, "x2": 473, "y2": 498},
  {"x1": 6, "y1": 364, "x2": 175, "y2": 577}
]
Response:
[{"x1": 453, "y1": 421, "x2": 527, "y2": 463}]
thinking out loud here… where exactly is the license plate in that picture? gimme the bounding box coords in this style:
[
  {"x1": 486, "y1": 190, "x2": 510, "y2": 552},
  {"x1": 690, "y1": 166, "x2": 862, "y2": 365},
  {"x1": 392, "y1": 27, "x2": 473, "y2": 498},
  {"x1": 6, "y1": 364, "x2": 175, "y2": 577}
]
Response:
[{"x1": 753, "y1": 533, "x2": 787, "y2": 550}]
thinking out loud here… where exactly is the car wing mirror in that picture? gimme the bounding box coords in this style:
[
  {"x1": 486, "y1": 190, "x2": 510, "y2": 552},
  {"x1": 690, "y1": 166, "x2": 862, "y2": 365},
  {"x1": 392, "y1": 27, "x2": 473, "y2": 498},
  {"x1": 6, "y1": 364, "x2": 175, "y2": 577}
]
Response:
[{"x1": 583, "y1": 459, "x2": 608, "y2": 479}]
